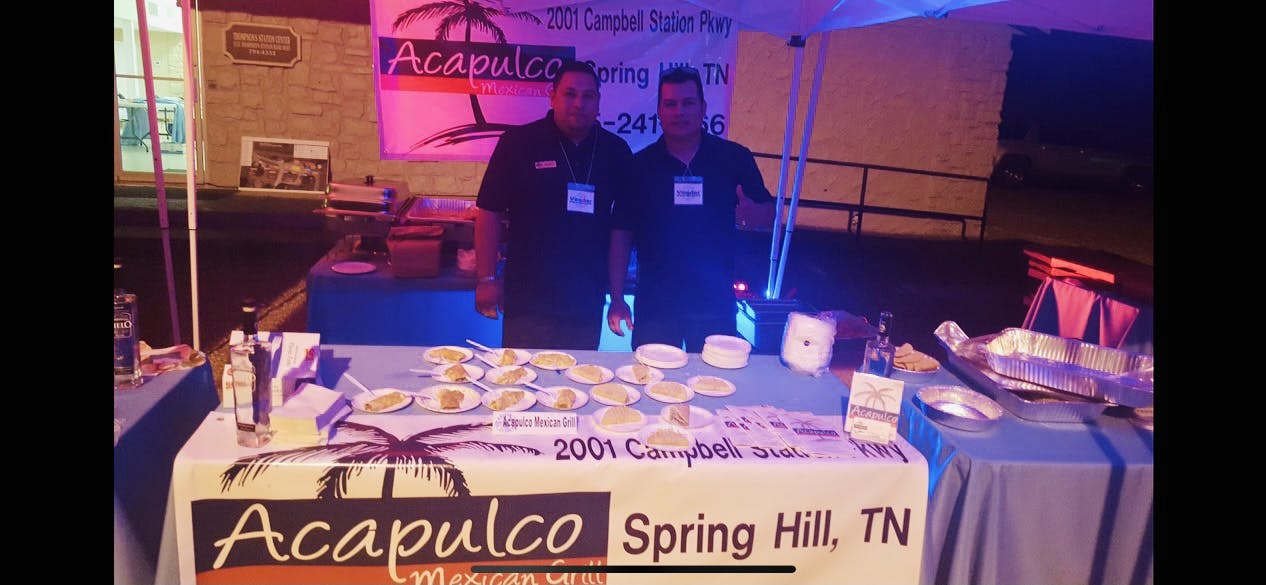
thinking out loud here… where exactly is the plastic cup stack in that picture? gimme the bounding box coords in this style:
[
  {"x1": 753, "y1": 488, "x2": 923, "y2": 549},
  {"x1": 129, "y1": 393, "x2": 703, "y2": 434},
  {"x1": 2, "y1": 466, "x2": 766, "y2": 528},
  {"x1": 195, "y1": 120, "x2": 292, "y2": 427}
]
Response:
[{"x1": 702, "y1": 335, "x2": 753, "y2": 369}]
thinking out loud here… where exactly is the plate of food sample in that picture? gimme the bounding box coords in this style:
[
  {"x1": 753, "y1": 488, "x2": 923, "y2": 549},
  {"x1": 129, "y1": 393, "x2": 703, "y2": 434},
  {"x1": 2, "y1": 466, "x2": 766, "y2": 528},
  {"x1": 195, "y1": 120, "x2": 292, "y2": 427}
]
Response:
[
  {"x1": 529, "y1": 351, "x2": 578, "y2": 370},
  {"x1": 660, "y1": 404, "x2": 715, "y2": 429},
  {"x1": 415, "y1": 385, "x2": 481, "y2": 413},
  {"x1": 536, "y1": 386, "x2": 589, "y2": 411},
  {"x1": 351, "y1": 389, "x2": 413, "y2": 414},
  {"x1": 686, "y1": 375, "x2": 736, "y2": 397},
  {"x1": 645, "y1": 380, "x2": 694, "y2": 404},
  {"x1": 593, "y1": 405, "x2": 648, "y2": 433},
  {"x1": 485, "y1": 365, "x2": 538, "y2": 386},
  {"x1": 615, "y1": 363, "x2": 665, "y2": 386},
  {"x1": 589, "y1": 382, "x2": 641, "y2": 406},
  {"x1": 639, "y1": 423, "x2": 695, "y2": 451},
  {"x1": 482, "y1": 388, "x2": 537, "y2": 412},
  {"x1": 330, "y1": 261, "x2": 376, "y2": 275},
  {"x1": 566, "y1": 364, "x2": 615, "y2": 385},
  {"x1": 430, "y1": 363, "x2": 485, "y2": 384},
  {"x1": 423, "y1": 345, "x2": 474, "y2": 365},
  {"x1": 481, "y1": 348, "x2": 532, "y2": 368}
]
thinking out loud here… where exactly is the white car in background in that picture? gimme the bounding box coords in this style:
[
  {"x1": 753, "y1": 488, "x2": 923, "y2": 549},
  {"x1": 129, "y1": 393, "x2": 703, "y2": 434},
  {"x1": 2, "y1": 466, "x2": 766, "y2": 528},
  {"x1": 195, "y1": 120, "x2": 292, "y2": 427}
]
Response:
[{"x1": 992, "y1": 123, "x2": 1153, "y2": 195}]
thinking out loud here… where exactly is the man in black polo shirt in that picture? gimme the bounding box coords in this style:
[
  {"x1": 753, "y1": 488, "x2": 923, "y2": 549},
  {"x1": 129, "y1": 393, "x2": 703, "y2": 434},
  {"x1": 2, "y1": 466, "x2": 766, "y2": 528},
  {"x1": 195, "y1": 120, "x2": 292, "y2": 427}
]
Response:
[
  {"x1": 607, "y1": 66, "x2": 775, "y2": 352},
  {"x1": 475, "y1": 61, "x2": 634, "y2": 350}
]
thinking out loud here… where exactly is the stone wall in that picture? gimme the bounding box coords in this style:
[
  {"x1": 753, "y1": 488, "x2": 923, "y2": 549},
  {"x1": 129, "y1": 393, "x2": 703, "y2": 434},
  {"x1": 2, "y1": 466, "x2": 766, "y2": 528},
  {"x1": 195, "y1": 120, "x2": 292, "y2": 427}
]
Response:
[{"x1": 197, "y1": 10, "x2": 1013, "y2": 237}]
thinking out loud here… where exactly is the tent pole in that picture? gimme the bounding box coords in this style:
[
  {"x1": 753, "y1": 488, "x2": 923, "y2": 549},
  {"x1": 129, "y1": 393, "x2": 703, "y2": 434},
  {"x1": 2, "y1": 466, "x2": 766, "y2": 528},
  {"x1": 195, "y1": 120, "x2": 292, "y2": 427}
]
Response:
[
  {"x1": 135, "y1": 0, "x2": 182, "y2": 346},
  {"x1": 180, "y1": 0, "x2": 201, "y2": 351},
  {"x1": 773, "y1": 31, "x2": 831, "y2": 299},
  {"x1": 766, "y1": 35, "x2": 806, "y2": 299}
]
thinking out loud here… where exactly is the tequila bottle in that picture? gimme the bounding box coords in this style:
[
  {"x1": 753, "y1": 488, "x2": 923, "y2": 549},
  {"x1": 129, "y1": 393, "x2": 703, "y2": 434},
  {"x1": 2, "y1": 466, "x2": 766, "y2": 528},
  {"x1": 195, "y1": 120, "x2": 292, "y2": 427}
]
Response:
[
  {"x1": 230, "y1": 299, "x2": 273, "y2": 447},
  {"x1": 113, "y1": 258, "x2": 142, "y2": 389},
  {"x1": 860, "y1": 311, "x2": 895, "y2": 377}
]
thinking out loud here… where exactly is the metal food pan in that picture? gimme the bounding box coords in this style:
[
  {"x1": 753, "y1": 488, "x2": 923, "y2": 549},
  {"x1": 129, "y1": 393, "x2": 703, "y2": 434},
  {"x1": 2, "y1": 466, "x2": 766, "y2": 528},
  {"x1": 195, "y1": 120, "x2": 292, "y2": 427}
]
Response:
[
  {"x1": 935, "y1": 321, "x2": 1108, "y2": 422},
  {"x1": 984, "y1": 327, "x2": 1153, "y2": 408}
]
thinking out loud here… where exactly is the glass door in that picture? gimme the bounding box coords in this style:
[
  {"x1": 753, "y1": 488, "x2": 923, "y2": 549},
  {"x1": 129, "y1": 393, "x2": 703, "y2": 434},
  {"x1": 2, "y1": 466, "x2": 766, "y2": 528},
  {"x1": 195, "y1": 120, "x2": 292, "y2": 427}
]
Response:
[{"x1": 114, "y1": 0, "x2": 196, "y2": 184}]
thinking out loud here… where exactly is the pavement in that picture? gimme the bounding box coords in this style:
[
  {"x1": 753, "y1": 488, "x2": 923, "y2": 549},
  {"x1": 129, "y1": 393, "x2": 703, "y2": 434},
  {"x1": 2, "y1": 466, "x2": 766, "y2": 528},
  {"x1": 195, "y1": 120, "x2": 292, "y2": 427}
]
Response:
[{"x1": 114, "y1": 182, "x2": 1153, "y2": 386}]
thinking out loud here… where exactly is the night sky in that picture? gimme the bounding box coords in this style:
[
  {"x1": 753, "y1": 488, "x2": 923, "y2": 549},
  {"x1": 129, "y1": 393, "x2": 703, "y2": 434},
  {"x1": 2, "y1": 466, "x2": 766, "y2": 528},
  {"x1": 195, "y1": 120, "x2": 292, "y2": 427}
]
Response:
[{"x1": 1000, "y1": 29, "x2": 1154, "y2": 156}]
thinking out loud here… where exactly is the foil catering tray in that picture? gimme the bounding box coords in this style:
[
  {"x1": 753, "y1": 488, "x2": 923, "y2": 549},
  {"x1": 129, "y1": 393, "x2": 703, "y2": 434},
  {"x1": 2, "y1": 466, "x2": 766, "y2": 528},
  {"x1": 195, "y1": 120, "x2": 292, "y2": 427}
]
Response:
[
  {"x1": 984, "y1": 327, "x2": 1153, "y2": 408},
  {"x1": 935, "y1": 321, "x2": 1109, "y2": 422}
]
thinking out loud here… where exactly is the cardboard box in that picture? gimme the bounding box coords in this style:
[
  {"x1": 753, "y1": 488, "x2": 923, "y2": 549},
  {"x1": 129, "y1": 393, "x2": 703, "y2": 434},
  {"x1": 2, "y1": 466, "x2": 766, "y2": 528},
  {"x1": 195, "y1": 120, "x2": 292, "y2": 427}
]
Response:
[{"x1": 222, "y1": 331, "x2": 322, "y2": 406}]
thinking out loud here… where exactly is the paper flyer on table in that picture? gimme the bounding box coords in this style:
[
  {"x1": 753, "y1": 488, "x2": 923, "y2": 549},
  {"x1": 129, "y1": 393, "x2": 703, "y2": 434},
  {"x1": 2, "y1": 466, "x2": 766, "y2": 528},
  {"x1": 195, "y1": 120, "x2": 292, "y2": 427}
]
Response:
[
  {"x1": 844, "y1": 372, "x2": 904, "y2": 443},
  {"x1": 724, "y1": 405, "x2": 785, "y2": 448}
]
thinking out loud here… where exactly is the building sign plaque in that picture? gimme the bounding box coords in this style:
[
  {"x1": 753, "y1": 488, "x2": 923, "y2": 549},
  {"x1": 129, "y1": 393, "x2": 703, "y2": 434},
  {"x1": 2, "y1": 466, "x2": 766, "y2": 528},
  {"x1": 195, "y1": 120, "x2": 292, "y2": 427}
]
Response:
[{"x1": 224, "y1": 23, "x2": 301, "y2": 67}]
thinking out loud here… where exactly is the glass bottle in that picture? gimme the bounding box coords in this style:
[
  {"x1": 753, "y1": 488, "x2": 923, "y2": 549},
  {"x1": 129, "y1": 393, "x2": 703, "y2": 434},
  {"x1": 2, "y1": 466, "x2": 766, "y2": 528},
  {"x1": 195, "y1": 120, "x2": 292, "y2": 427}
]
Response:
[
  {"x1": 230, "y1": 298, "x2": 273, "y2": 448},
  {"x1": 860, "y1": 310, "x2": 895, "y2": 377},
  {"x1": 113, "y1": 258, "x2": 142, "y2": 389}
]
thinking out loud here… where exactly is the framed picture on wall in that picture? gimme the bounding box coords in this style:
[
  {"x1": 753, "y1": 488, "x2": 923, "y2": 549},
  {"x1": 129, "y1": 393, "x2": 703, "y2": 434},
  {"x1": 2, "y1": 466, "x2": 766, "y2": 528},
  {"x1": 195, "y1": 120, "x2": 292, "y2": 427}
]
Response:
[{"x1": 238, "y1": 136, "x2": 330, "y2": 194}]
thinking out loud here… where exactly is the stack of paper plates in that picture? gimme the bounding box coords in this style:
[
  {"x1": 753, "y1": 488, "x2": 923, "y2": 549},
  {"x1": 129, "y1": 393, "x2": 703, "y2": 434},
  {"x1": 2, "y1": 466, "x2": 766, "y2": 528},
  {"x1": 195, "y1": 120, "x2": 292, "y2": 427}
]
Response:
[
  {"x1": 634, "y1": 343, "x2": 689, "y2": 369},
  {"x1": 701, "y1": 335, "x2": 752, "y2": 369}
]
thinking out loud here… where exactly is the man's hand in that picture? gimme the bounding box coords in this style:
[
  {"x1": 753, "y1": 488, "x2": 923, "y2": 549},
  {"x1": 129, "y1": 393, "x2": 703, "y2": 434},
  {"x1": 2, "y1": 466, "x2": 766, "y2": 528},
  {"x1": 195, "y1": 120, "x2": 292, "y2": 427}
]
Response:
[
  {"x1": 607, "y1": 296, "x2": 634, "y2": 336},
  {"x1": 475, "y1": 279, "x2": 502, "y2": 319},
  {"x1": 736, "y1": 185, "x2": 776, "y2": 231}
]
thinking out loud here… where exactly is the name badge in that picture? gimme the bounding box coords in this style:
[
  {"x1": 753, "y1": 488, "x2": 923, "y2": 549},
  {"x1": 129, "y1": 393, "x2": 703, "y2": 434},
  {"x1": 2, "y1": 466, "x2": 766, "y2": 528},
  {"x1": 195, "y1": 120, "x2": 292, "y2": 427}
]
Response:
[
  {"x1": 535, "y1": 160, "x2": 557, "y2": 169},
  {"x1": 566, "y1": 182, "x2": 596, "y2": 214},
  {"x1": 674, "y1": 176, "x2": 704, "y2": 206}
]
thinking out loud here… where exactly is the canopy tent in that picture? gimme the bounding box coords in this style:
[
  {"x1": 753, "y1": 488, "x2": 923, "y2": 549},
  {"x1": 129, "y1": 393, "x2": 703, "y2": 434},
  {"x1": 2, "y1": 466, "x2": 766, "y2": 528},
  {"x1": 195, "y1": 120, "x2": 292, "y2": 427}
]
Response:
[{"x1": 133, "y1": 0, "x2": 1152, "y2": 348}]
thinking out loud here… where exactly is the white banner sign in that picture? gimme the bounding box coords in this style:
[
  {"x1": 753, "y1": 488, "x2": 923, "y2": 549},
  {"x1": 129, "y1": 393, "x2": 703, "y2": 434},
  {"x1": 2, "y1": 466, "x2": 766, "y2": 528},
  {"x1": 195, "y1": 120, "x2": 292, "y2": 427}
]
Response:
[{"x1": 370, "y1": 0, "x2": 740, "y2": 161}]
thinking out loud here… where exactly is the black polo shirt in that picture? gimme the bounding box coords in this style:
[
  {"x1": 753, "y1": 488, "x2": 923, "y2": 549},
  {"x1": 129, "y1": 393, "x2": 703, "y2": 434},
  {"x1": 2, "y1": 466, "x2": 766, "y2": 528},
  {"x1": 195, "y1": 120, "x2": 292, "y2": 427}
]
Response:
[
  {"x1": 612, "y1": 133, "x2": 774, "y2": 317},
  {"x1": 477, "y1": 111, "x2": 634, "y2": 317}
]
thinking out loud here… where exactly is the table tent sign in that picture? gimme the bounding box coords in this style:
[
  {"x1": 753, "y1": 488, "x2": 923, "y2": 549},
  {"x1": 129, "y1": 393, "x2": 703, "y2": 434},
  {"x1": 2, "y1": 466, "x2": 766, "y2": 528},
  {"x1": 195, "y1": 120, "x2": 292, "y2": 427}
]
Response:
[
  {"x1": 370, "y1": 0, "x2": 740, "y2": 161},
  {"x1": 172, "y1": 410, "x2": 927, "y2": 583}
]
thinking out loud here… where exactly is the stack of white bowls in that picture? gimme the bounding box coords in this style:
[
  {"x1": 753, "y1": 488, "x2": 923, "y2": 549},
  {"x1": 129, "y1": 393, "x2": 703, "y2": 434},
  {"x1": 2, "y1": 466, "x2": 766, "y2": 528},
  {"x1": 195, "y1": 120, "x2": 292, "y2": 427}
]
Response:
[{"x1": 702, "y1": 335, "x2": 753, "y2": 369}]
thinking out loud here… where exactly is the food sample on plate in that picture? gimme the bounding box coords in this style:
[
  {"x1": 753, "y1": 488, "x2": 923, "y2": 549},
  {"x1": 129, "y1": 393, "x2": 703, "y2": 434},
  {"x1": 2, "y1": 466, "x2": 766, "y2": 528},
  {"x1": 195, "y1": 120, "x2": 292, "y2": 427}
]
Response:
[
  {"x1": 443, "y1": 364, "x2": 469, "y2": 382},
  {"x1": 665, "y1": 404, "x2": 691, "y2": 427},
  {"x1": 363, "y1": 391, "x2": 408, "y2": 412},
  {"x1": 437, "y1": 388, "x2": 465, "y2": 410},
  {"x1": 692, "y1": 376, "x2": 730, "y2": 392},
  {"x1": 649, "y1": 381, "x2": 689, "y2": 401},
  {"x1": 600, "y1": 405, "x2": 643, "y2": 426},
  {"x1": 646, "y1": 427, "x2": 691, "y2": 448},
  {"x1": 428, "y1": 347, "x2": 468, "y2": 363},
  {"x1": 571, "y1": 364, "x2": 605, "y2": 383},
  {"x1": 593, "y1": 383, "x2": 629, "y2": 404},
  {"x1": 894, "y1": 343, "x2": 941, "y2": 372},
  {"x1": 488, "y1": 390, "x2": 525, "y2": 411},
  {"x1": 554, "y1": 388, "x2": 578, "y2": 409},
  {"x1": 631, "y1": 364, "x2": 654, "y2": 384},
  {"x1": 531, "y1": 352, "x2": 577, "y2": 369},
  {"x1": 497, "y1": 349, "x2": 518, "y2": 366},
  {"x1": 494, "y1": 366, "x2": 530, "y2": 385}
]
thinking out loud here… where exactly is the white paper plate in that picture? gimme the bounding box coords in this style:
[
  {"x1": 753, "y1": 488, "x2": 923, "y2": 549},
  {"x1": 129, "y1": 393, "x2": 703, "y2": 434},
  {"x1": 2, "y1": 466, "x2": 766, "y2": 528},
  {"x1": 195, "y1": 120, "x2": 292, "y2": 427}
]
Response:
[
  {"x1": 529, "y1": 351, "x2": 578, "y2": 370},
  {"x1": 331, "y1": 261, "x2": 376, "y2": 275},
  {"x1": 430, "y1": 363, "x2": 485, "y2": 383},
  {"x1": 645, "y1": 381, "x2": 695, "y2": 404},
  {"x1": 565, "y1": 364, "x2": 615, "y2": 385},
  {"x1": 416, "y1": 386, "x2": 482, "y2": 413},
  {"x1": 423, "y1": 346, "x2": 474, "y2": 365},
  {"x1": 687, "y1": 375, "x2": 736, "y2": 397},
  {"x1": 635, "y1": 344, "x2": 689, "y2": 369},
  {"x1": 639, "y1": 423, "x2": 695, "y2": 451},
  {"x1": 701, "y1": 350, "x2": 748, "y2": 370},
  {"x1": 351, "y1": 389, "x2": 412, "y2": 414},
  {"x1": 615, "y1": 363, "x2": 665, "y2": 385},
  {"x1": 660, "y1": 404, "x2": 715, "y2": 429},
  {"x1": 704, "y1": 335, "x2": 752, "y2": 355},
  {"x1": 482, "y1": 388, "x2": 537, "y2": 412},
  {"x1": 485, "y1": 365, "x2": 539, "y2": 386},
  {"x1": 590, "y1": 383, "x2": 641, "y2": 406},
  {"x1": 894, "y1": 363, "x2": 941, "y2": 375},
  {"x1": 535, "y1": 386, "x2": 590, "y2": 411},
  {"x1": 592, "y1": 406, "x2": 648, "y2": 433},
  {"x1": 479, "y1": 348, "x2": 532, "y2": 368}
]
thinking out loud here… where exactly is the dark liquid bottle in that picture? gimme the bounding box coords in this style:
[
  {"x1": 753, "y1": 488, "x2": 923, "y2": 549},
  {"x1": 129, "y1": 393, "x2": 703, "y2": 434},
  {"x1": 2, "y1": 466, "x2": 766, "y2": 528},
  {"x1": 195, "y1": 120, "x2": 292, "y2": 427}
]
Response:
[
  {"x1": 230, "y1": 298, "x2": 273, "y2": 447},
  {"x1": 861, "y1": 311, "x2": 895, "y2": 377},
  {"x1": 114, "y1": 258, "x2": 142, "y2": 389}
]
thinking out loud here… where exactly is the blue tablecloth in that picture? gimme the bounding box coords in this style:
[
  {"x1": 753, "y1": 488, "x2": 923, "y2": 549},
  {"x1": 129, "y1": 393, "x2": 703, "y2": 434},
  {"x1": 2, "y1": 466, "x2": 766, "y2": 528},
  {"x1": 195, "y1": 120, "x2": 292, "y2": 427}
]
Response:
[
  {"x1": 114, "y1": 361, "x2": 218, "y2": 585},
  {"x1": 121, "y1": 97, "x2": 186, "y2": 145},
  {"x1": 894, "y1": 366, "x2": 1154, "y2": 585}
]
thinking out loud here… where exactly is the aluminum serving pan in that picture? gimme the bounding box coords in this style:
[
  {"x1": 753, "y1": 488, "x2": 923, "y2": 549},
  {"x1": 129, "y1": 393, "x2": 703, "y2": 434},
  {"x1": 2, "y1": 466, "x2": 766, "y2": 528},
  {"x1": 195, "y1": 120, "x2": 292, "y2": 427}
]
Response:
[
  {"x1": 984, "y1": 327, "x2": 1154, "y2": 408},
  {"x1": 935, "y1": 321, "x2": 1108, "y2": 422},
  {"x1": 914, "y1": 385, "x2": 1004, "y2": 432}
]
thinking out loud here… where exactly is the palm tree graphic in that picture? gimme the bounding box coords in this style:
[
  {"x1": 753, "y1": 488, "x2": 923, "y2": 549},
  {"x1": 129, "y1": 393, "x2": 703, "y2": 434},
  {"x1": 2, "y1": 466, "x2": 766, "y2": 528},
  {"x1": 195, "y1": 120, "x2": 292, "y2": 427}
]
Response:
[
  {"x1": 219, "y1": 420, "x2": 542, "y2": 499},
  {"x1": 853, "y1": 380, "x2": 894, "y2": 411},
  {"x1": 393, "y1": 0, "x2": 543, "y2": 149}
]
